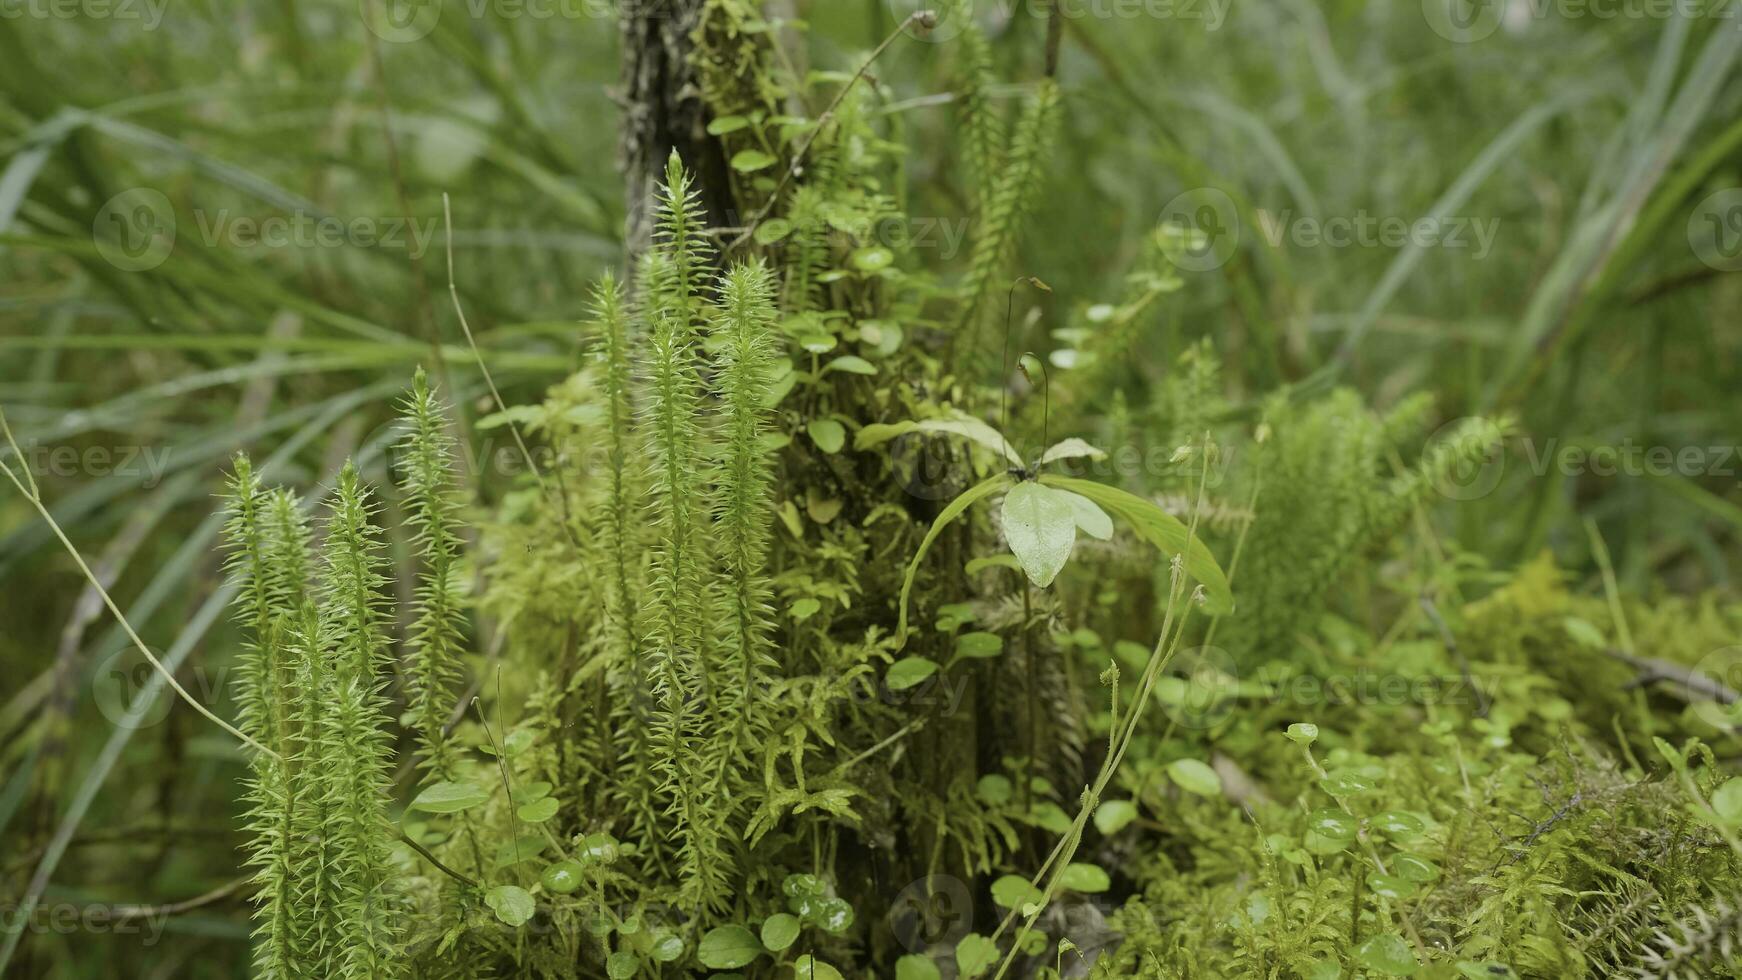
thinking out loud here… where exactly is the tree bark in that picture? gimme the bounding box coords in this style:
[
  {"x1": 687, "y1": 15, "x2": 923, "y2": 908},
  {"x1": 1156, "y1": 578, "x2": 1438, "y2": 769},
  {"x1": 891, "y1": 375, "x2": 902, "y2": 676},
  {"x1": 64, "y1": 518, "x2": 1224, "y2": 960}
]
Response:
[{"x1": 617, "y1": 0, "x2": 738, "y2": 265}]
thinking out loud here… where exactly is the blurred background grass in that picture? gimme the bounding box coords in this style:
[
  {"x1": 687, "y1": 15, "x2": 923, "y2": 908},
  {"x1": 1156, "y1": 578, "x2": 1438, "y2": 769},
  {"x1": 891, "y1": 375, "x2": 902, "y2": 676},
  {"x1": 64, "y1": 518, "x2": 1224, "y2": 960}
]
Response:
[{"x1": 1, "y1": 0, "x2": 1739, "y2": 973}]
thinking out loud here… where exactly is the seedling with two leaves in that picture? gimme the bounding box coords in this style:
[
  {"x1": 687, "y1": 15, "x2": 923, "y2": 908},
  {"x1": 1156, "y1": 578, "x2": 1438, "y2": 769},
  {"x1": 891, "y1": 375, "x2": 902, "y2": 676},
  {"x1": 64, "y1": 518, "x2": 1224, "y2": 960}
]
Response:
[{"x1": 856, "y1": 411, "x2": 1234, "y2": 642}]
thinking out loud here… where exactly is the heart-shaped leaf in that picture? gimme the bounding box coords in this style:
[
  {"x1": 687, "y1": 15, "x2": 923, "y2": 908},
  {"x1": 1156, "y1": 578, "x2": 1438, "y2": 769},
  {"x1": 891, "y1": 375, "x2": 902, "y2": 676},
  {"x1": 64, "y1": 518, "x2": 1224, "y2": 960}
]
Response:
[
  {"x1": 1037, "y1": 475, "x2": 1233, "y2": 614},
  {"x1": 1002, "y1": 481, "x2": 1077, "y2": 588},
  {"x1": 485, "y1": 885, "x2": 536, "y2": 927}
]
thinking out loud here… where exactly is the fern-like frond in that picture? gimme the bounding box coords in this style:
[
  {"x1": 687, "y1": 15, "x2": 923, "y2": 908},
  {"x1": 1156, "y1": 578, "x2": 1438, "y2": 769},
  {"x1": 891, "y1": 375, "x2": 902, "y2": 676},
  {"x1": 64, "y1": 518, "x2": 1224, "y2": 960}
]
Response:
[
  {"x1": 652, "y1": 149, "x2": 716, "y2": 324},
  {"x1": 957, "y1": 13, "x2": 1005, "y2": 216},
  {"x1": 319, "y1": 461, "x2": 392, "y2": 685},
  {"x1": 642, "y1": 279, "x2": 729, "y2": 912},
  {"x1": 397, "y1": 367, "x2": 468, "y2": 778},
  {"x1": 708, "y1": 261, "x2": 781, "y2": 769},
  {"x1": 956, "y1": 77, "x2": 1061, "y2": 336}
]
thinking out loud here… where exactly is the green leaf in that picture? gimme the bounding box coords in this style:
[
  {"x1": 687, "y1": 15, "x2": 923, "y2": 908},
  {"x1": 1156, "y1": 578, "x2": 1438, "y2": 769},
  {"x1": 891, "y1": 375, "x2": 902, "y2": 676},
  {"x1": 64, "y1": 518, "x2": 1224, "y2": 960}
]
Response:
[
  {"x1": 1055, "y1": 488, "x2": 1114, "y2": 540},
  {"x1": 887, "y1": 656, "x2": 940, "y2": 692},
  {"x1": 1094, "y1": 799, "x2": 1138, "y2": 835},
  {"x1": 956, "y1": 933, "x2": 999, "y2": 978},
  {"x1": 1354, "y1": 933, "x2": 1419, "y2": 976},
  {"x1": 991, "y1": 874, "x2": 1045, "y2": 909},
  {"x1": 1059, "y1": 863, "x2": 1111, "y2": 893},
  {"x1": 1712, "y1": 777, "x2": 1742, "y2": 826},
  {"x1": 790, "y1": 597, "x2": 821, "y2": 621},
  {"x1": 1285, "y1": 722, "x2": 1319, "y2": 744},
  {"x1": 516, "y1": 797, "x2": 560, "y2": 823},
  {"x1": 697, "y1": 925, "x2": 762, "y2": 969},
  {"x1": 824, "y1": 355, "x2": 877, "y2": 375},
  {"x1": 1372, "y1": 811, "x2": 1425, "y2": 837},
  {"x1": 707, "y1": 115, "x2": 749, "y2": 135},
  {"x1": 1392, "y1": 853, "x2": 1441, "y2": 883},
  {"x1": 897, "y1": 474, "x2": 1015, "y2": 638},
  {"x1": 896, "y1": 954, "x2": 943, "y2": 980},
  {"x1": 854, "y1": 414, "x2": 1023, "y2": 466},
  {"x1": 754, "y1": 217, "x2": 793, "y2": 244},
  {"x1": 760, "y1": 913, "x2": 801, "y2": 952},
  {"x1": 1562, "y1": 616, "x2": 1607, "y2": 649},
  {"x1": 792, "y1": 955, "x2": 844, "y2": 980},
  {"x1": 976, "y1": 773, "x2": 1013, "y2": 806},
  {"x1": 730, "y1": 149, "x2": 777, "y2": 172},
  {"x1": 1002, "y1": 481, "x2": 1078, "y2": 588},
  {"x1": 1037, "y1": 475, "x2": 1234, "y2": 614},
  {"x1": 512, "y1": 781, "x2": 553, "y2": 805},
  {"x1": 852, "y1": 246, "x2": 895, "y2": 271},
  {"x1": 1366, "y1": 872, "x2": 1417, "y2": 900},
  {"x1": 493, "y1": 835, "x2": 548, "y2": 869},
  {"x1": 1167, "y1": 758, "x2": 1222, "y2": 797},
  {"x1": 1039, "y1": 437, "x2": 1106, "y2": 465},
  {"x1": 649, "y1": 932, "x2": 684, "y2": 962},
  {"x1": 966, "y1": 554, "x2": 1023, "y2": 576},
  {"x1": 540, "y1": 860, "x2": 583, "y2": 894},
  {"x1": 410, "y1": 780, "x2": 490, "y2": 814},
  {"x1": 1030, "y1": 802, "x2": 1072, "y2": 833},
  {"x1": 808, "y1": 418, "x2": 846, "y2": 453},
  {"x1": 485, "y1": 885, "x2": 536, "y2": 927},
  {"x1": 606, "y1": 951, "x2": 638, "y2": 979},
  {"x1": 1307, "y1": 808, "x2": 1358, "y2": 842},
  {"x1": 579, "y1": 832, "x2": 621, "y2": 863},
  {"x1": 952, "y1": 630, "x2": 1005, "y2": 662}
]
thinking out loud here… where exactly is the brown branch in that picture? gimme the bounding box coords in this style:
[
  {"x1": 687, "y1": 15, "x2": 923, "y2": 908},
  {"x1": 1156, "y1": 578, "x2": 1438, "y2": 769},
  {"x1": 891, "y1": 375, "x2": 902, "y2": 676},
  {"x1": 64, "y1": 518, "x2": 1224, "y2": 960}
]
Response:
[
  {"x1": 401, "y1": 832, "x2": 479, "y2": 889},
  {"x1": 1602, "y1": 647, "x2": 1740, "y2": 706},
  {"x1": 109, "y1": 875, "x2": 249, "y2": 922}
]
